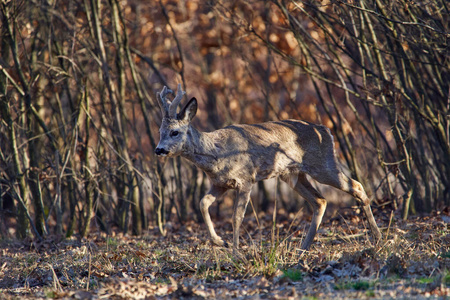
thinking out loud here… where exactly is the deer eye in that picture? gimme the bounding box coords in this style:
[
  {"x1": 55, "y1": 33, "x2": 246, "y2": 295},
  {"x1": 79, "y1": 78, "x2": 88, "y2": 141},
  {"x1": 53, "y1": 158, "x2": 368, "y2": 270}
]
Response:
[{"x1": 170, "y1": 131, "x2": 179, "y2": 137}]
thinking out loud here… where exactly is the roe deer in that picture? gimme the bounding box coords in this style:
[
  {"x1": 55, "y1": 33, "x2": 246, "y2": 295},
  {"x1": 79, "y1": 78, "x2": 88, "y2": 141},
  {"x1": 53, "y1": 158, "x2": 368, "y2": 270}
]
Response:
[{"x1": 155, "y1": 84, "x2": 382, "y2": 251}]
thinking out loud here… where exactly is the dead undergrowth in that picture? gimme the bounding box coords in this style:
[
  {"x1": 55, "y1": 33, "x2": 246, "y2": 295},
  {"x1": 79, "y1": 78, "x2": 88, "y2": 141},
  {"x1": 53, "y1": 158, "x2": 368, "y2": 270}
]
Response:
[{"x1": 0, "y1": 208, "x2": 449, "y2": 299}]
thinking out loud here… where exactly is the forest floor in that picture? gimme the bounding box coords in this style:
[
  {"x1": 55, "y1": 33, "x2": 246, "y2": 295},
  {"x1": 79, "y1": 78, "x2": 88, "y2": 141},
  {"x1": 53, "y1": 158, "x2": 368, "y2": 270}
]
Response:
[{"x1": 0, "y1": 207, "x2": 449, "y2": 299}]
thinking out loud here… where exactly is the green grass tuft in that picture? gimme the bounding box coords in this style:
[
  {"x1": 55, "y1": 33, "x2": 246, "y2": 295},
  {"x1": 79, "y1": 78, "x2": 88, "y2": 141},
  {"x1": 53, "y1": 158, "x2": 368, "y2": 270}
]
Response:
[
  {"x1": 366, "y1": 290, "x2": 375, "y2": 297},
  {"x1": 417, "y1": 277, "x2": 434, "y2": 284},
  {"x1": 440, "y1": 251, "x2": 450, "y2": 258},
  {"x1": 106, "y1": 237, "x2": 119, "y2": 249},
  {"x1": 444, "y1": 272, "x2": 450, "y2": 286},
  {"x1": 282, "y1": 268, "x2": 303, "y2": 281},
  {"x1": 335, "y1": 280, "x2": 371, "y2": 291}
]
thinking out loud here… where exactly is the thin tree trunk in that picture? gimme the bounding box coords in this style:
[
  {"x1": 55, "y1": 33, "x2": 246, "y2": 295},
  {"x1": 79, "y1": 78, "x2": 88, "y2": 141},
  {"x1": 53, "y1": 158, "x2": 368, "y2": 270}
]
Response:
[{"x1": 81, "y1": 89, "x2": 94, "y2": 238}]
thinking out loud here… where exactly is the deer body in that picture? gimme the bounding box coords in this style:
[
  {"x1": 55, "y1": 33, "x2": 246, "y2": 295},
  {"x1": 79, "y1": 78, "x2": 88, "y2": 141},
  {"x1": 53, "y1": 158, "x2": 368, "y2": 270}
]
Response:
[
  {"x1": 155, "y1": 85, "x2": 382, "y2": 251},
  {"x1": 183, "y1": 121, "x2": 335, "y2": 189}
]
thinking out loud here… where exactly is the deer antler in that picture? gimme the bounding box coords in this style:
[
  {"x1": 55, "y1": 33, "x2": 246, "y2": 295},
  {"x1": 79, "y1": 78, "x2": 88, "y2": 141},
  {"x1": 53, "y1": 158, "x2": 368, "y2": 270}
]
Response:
[
  {"x1": 157, "y1": 86, "x2": 172, "y2": 117},
  {"x1": 157, "y1": 84, "x2": 186, "y2": 118},
  {"x1": 168, "y1": 84, "x2": 186, "y2": 118}
]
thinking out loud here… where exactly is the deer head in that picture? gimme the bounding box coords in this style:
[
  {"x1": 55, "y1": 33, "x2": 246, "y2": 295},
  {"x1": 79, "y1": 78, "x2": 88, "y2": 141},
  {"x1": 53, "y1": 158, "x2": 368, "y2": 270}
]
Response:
[{"x1": 155, "y1": 84, "x2": 197, "y2": 157}]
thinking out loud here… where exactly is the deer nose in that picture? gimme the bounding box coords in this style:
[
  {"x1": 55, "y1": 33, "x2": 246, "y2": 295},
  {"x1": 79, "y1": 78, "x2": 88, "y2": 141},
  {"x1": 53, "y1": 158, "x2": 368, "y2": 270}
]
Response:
[{"x1": 155, "y1": 147, "x2": 168, "y2": 156}]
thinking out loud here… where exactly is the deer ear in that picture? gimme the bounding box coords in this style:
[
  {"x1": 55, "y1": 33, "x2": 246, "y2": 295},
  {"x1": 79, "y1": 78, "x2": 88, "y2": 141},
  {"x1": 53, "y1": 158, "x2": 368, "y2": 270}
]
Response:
[{"x1": 178, "y1": 97, "x2": 197, "y2": 121}]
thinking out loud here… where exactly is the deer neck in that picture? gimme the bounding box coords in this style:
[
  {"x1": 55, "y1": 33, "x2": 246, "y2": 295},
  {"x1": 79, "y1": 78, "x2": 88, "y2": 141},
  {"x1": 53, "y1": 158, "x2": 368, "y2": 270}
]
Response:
[{"x1": 182, "y1": 126, "x2": 218, "y2": 170}]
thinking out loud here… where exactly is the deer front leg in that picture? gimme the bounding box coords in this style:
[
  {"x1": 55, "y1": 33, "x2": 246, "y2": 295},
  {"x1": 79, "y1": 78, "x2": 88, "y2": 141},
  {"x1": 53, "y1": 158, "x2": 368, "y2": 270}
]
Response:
[
  {"x1": 200, "y1": 185, "x2": 228, "y2": 247},
  {"x1": 232, "y1": 186, "x2": 252, "y2": 252}
]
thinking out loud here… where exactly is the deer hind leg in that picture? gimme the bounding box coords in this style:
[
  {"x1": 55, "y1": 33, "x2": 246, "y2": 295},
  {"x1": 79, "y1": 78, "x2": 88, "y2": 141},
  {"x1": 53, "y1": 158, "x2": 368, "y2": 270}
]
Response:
[
  {"x1": 319, "y1": 171, "x2": 382, "y2": 243},
  {"x1": 282, "y1": 173, "x2": 327, "y2": 250},
  {"x1": 200, "y1": 185, "x2": 228, "y2": 247},
  {"x1": 232, "y1": 186, "x2": 252, "y2": 252}
]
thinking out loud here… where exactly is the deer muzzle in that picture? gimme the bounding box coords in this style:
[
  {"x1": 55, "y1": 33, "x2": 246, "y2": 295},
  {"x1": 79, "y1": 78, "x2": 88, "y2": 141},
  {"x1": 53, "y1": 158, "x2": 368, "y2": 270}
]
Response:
[{"x1": 155, "y1": 147, "x2": 169, "y2": 156}]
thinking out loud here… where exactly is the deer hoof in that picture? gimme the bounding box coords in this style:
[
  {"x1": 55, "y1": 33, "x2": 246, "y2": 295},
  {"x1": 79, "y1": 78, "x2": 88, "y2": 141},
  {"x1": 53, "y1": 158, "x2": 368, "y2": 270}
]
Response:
[{"x1": 211, "y1": 238, "x2": 226, "y2": 247}]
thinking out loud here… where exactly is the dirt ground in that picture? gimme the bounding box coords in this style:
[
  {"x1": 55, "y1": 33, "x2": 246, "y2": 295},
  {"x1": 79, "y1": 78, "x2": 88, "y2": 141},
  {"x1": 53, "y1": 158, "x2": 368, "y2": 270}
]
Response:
[{"x1": 0, "y1": 208, "x2": 449, "y2": 299}]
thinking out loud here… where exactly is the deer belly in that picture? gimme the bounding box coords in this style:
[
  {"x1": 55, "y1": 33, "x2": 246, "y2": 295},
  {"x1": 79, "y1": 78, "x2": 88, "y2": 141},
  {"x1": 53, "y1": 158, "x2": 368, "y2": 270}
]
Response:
[{"x1": 255, "y1": 156, "x2": 302, "y2": 181}]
